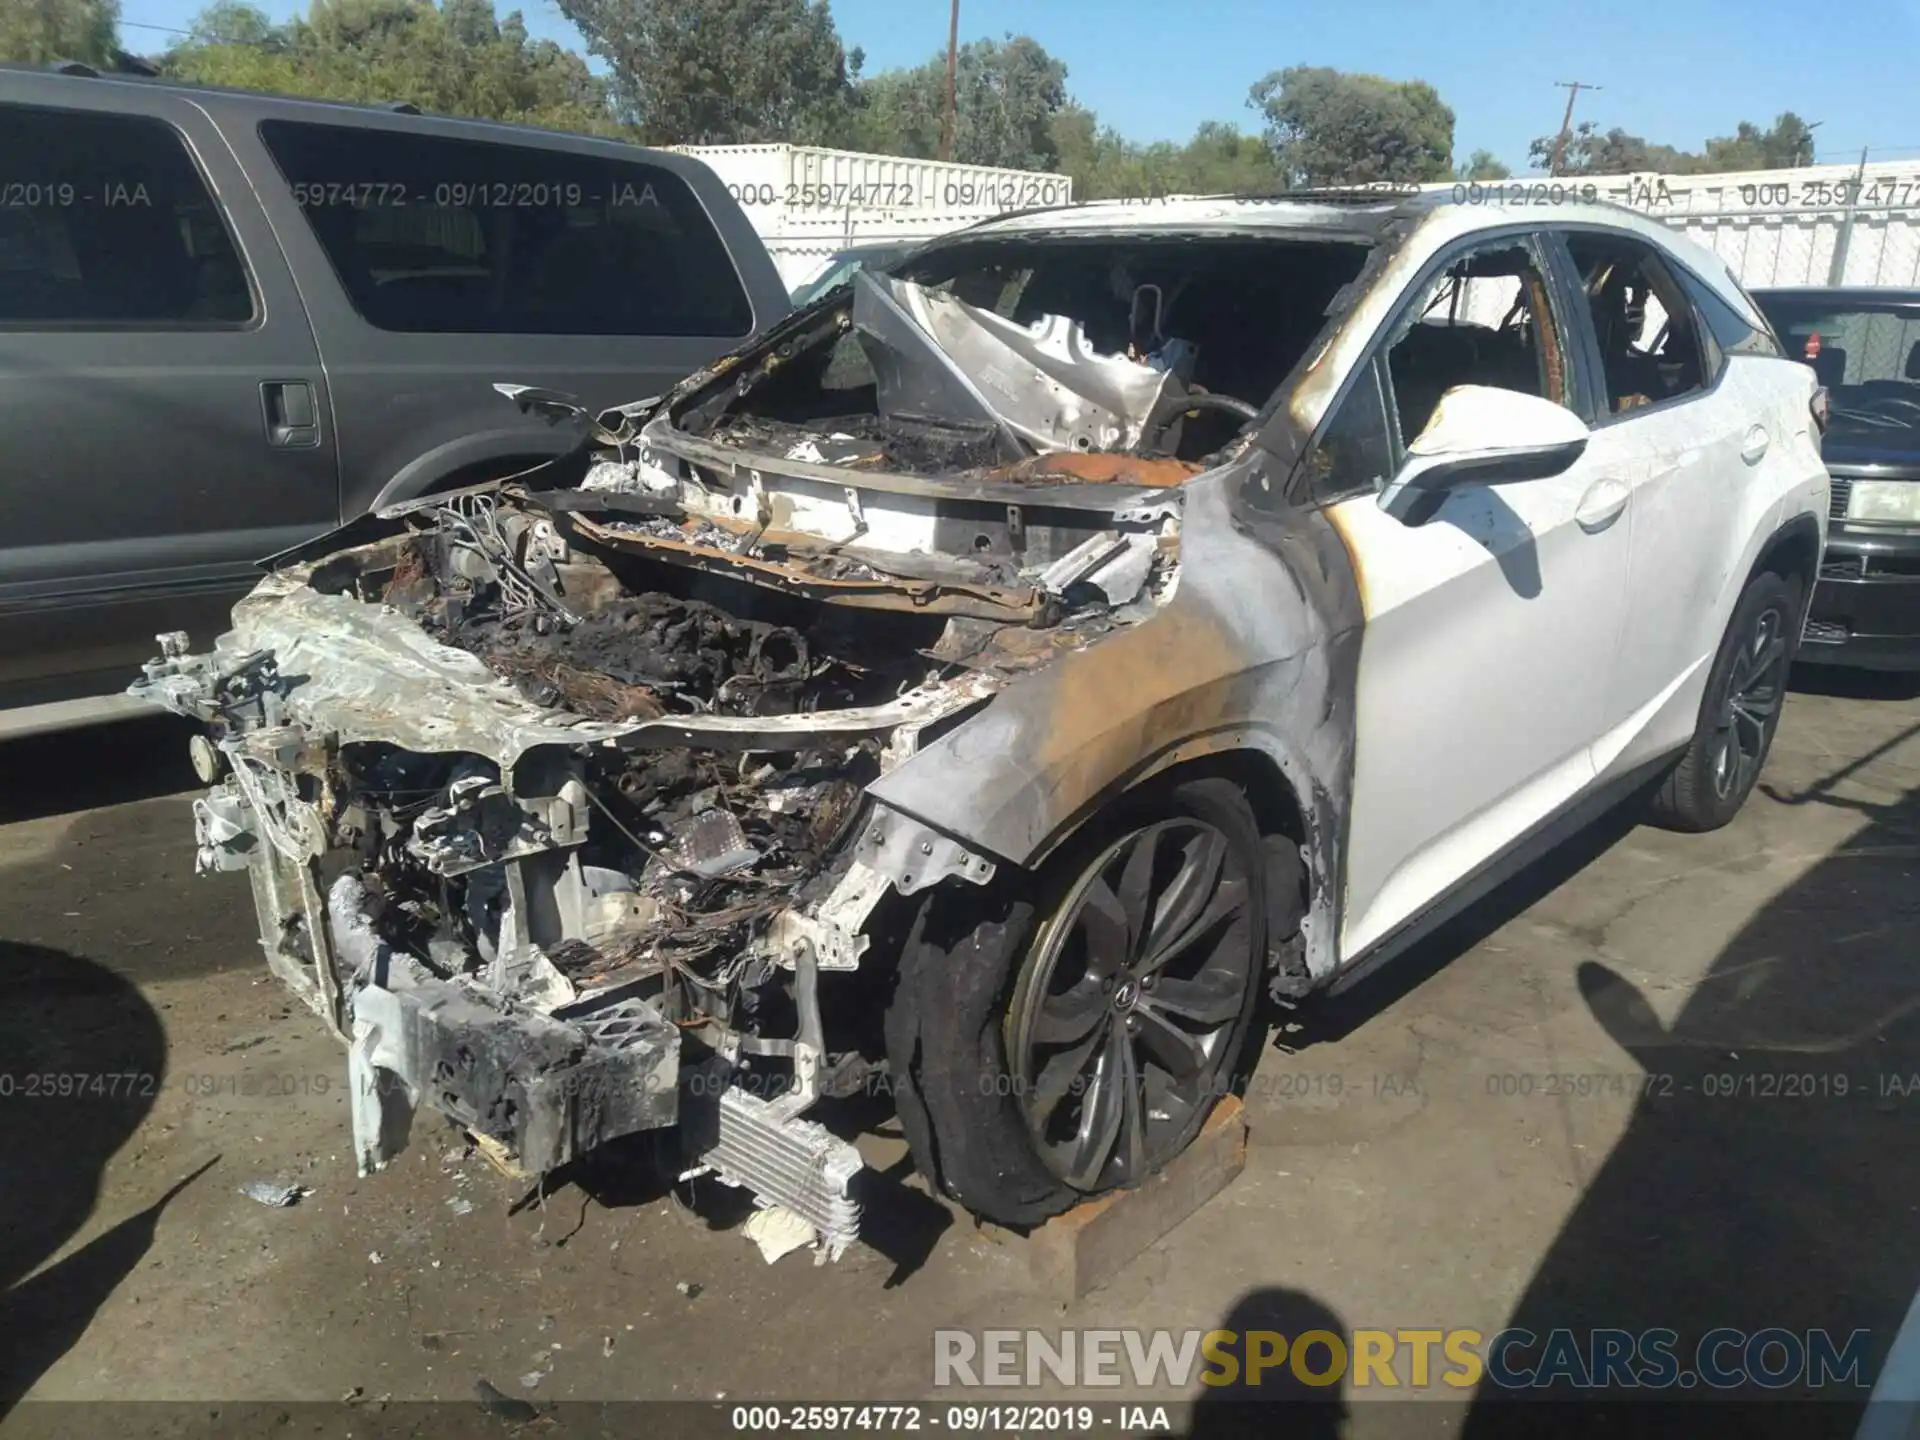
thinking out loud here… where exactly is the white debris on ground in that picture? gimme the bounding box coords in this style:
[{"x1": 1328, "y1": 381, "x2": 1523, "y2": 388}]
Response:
[
  {"x1": 239, "y1": 1180, "x2": 311, "y2": 1207},
  {"x1": 740, "y1": 1204, "x2": 819, "y2": 1265}
]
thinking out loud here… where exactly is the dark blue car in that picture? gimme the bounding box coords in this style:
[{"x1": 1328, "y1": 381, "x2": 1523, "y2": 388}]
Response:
[{"x1": 1753, "y1": 287, "x2": 1920, "y2": 670}]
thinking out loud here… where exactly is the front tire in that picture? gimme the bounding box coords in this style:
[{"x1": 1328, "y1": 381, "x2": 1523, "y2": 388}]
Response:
[
  {"x1": 1647, "y1": 569, "x2": 1801, "y2": 832},
  {"x1": 885, "y1": 777, "x2": 1270, "y2": 1226}
]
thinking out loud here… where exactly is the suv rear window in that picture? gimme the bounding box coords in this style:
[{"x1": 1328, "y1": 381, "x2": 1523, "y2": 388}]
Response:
[
  {"x1": 257, "y1": 120, "x2": 753, "y2": 338},
  {"x1": 0, "y1": 103, "x2": 254, "y2": 326}
]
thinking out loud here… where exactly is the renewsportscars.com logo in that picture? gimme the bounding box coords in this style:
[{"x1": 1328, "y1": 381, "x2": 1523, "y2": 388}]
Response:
[{"x1": 932, "y1": 1327, "x2": 1873, "y2": 1392}]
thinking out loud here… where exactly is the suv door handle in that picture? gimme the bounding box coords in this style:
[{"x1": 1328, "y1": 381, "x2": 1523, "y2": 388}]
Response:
[
  {"x1": 261, "y1": 380, "x2": 319, "y2": 448},
  {"x1": 1575, "y1": 475, "x2": 1630, "y2": 532},
  {"x1": 1741, "y1": 425, "x2": 1769, "y2": 464}
]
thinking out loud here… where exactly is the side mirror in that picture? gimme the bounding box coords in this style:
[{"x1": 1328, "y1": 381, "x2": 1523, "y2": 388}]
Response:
[{"x1": 1378, "y1": 385, "x2": 1591, "y2": 527}]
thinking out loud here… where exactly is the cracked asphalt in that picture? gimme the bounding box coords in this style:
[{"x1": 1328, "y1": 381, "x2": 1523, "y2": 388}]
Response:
[{"x1": 1, "y1": 671, "x2": 1916, "y2": 1437}]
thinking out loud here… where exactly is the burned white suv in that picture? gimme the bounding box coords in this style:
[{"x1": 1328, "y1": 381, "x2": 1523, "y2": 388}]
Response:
[{"x1": 135, "y1": 193, "x2": 1828, "y2": 1248}]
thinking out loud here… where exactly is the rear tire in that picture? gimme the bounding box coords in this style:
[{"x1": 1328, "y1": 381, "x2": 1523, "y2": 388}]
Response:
[
  {"x1": 884, "y1": 777, "x2": 1272, "y2": 1226},
  {"x1": 1647, "y1": 569, "x2": 1801, "y2": 833}
]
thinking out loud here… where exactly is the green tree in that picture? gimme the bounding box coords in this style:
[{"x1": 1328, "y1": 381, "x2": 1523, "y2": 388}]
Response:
[
  {"x1": 1179, "y1": 119, "x2": 1277, "y2": 193},
  {"x1": 1247, "y1": 65, "x2": 1454, "y2": 186},
  {"x1": 553, "y1": 0, "x2": 853, "y2": 145},
  {"x1": 1703, "y1": 112, "x2": 1818, "y2": 171},
  {"x1": 1529, "y1": 121, "x2": 1703, "y2": 175},
  {"x1": 1506, "y1": 109, "x2": 1822, "y2": 178},
  {"x1": 1045, "y1": 110, "x2": 1275, "y2": 200},
  {"x1": 185, "y1": 0, "x2": 285, "y2": 46},
  {"x1": 1454, "y1": 148, "x2": 1510, "y2": 181},
  {"x1": 0, "y1": 0, "x2": 120, "y2": 66},
  {"x1": 164, "y1": 0, "x2": 619, "y2": 135},
  {"x1": 850, "y1": 34, "x2": 1067, "y2": 170}
]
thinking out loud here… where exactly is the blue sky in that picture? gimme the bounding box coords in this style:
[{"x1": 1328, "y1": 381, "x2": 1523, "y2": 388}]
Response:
[{"x1": 118, "y1": 0, "x2": 1920, "y2": 172}]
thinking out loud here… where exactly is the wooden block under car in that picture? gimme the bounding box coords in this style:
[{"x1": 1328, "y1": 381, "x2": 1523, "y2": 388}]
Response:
[{"x1": 1023, "y1": 1095, "x2": 1249, "y2": 1301}]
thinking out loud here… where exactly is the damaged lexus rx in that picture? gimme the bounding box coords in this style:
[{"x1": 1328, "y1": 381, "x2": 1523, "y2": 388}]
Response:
[{"x1": 134, "y1": 193, "x2": 1829, "y2": 1248}]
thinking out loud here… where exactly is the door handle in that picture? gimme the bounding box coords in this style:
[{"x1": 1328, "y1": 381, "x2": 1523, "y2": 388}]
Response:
[
  {"x1": 1741, "y1": 425, "x2": 1770, "y2": 464},
  {"x1": 1575, "y1": 475, "x2": 1630, "y2": 532},
  {"x1": 261, "y1": 380, "x2": 319, "y2": 449}
]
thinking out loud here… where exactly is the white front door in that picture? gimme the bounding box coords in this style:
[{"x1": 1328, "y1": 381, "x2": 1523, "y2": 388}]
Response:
[{"x1": 1326, "y1": 235, "x2": 1634, "y2": 961}]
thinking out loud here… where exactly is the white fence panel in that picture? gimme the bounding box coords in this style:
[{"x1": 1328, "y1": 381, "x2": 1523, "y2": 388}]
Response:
[{"x1": 667, "y1": 143, "x2": 1072, "y2": 286}]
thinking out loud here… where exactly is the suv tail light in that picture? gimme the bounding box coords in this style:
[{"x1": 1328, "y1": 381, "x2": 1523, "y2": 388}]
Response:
[{"x1": 1811, "y1": 386, "x2": 1830, "y2": 433}]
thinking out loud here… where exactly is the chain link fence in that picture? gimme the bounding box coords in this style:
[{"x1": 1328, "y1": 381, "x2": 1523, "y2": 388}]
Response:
[
  {"x1": 1649, "y1": 208, "x2": 1920, "y2": 289},
  {"x1": 1584, "y1": 159, "x2": 1920, "y2": 290}
]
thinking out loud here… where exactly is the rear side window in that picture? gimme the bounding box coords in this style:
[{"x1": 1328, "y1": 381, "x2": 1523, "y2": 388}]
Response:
[
  {"x1": 1675, "y1": 267, "x2": 1782, "y2": 360},
  {"x1": 257, "y1": 120, "x2": 753, "y2": 338},
  {"x1": 1563, "y1": 232, "x2": 1709, "y2": 415},
  {"x1": 0, "y1": 103, "x2": 254, "y2": 326}
]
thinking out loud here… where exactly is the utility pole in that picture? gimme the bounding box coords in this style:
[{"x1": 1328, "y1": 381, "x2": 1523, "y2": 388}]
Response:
[
  {"x1": 1547, "y1": 80, "x2": 1600, "y2": 176},
  {"x1": 1827, "y1": 145, "x2": 1871, "y2": 285},
  {"x1": 939, "y1": 0, "x2": 960, "y2": 162}
]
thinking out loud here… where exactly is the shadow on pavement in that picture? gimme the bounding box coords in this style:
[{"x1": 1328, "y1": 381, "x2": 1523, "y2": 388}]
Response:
[
  {"x1": 0, "y1": 941, "x2": 212, "y2": 1412},
  {"x1": 1186, "y1": 1287, "x2": 1349, "y2": 1438},
  {"x1": 0, "y1": 716, "x2": 200, "y2": 826},
  {"x1": 1790, "y1": 665, "x2": 1920, "y2": 702},
  {"x1": 1460, "y1": 756, "x2": 1920, "y2": 1437}
]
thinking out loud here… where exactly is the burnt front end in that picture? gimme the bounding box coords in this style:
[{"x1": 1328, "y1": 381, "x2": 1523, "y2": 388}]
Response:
[
  {"x1": 127, "y1": 213, "x2": 1402, "y2": 1245},
  {"x1": 132, "y1": 447, "x2": 1181, "y2": 1255}
]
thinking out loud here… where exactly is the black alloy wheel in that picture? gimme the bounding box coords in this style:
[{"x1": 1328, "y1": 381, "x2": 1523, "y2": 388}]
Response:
[{"x1": 1005, "y1": 816, "x2": 1259, "y2": 1193}]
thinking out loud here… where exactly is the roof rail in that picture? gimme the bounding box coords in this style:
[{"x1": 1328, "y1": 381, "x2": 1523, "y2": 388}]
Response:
[
  {"x1": 1227, "y1": 185, "x2": 1421, "y2": 206},
  {"x1": 44, "y1": 52, "x2": 162, "y2": 78}
]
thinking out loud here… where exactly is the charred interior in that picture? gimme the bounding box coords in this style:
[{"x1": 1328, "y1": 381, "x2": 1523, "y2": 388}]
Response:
[{"x1": 671, "y1": 233, "x2": 1373, "y2": 473}]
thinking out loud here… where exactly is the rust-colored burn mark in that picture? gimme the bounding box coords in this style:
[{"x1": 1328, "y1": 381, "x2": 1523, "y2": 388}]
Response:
[
  {"x1": 565, "y1": 514, "x2": 1043, "y2": 623},
  {"x1": 1321, "y1": 499, "x2": 1371, "y2": 622},
  {"x1": 1024, "y1": 598, "x2": 1251, "y2": 842},
  {"x1": 488, "y1": 655, "x2": 665, "y2": 722},
  {"x1": 987, "y1": 453, "x2": 1205, "y2": 487},
  {"x1": 381, "y1": 540, "x2": 434, "y2": 608}
]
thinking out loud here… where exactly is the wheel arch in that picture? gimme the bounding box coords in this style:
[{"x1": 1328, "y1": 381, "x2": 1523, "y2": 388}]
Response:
[
  {"x1": 365, "y1": 428, "x2": 584, "y2": 512},
  {"x1": 1750, "y1": 509, "x2": 1822, "y2": 626},
  {"x1": 1000, "y1": 729, "x2": 1341, "y2": 987}
]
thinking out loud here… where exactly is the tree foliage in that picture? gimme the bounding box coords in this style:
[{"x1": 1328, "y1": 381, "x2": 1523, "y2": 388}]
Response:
[
  {"x1": 1455, "y1": 148, "x2": 1510, "y2": 181},
  {"x1": 164, "y1": 0, "x2": 620, "y2": 134},
  {"x1": 1247, "y1": 65, "x2": 1455, "y2": 186},
  {"x1": 1531, "y1": 112, "x2": 1820, "y2": 175},
  {"x1": 845, "y1": 34, "x2": 1067, "y2": 170},
  {"x1": 0, "y1": 0, "x2": 120, "y2": 67},
  {"x1": 2, "y1": 0, "x2": 1826, "y2": 201},
  {"x1": 554, "y1": 0, "x2": 852, "y2": 145},
  {"x1": 1047, "y1": 108, "x2": 1276, "y2": 199}
]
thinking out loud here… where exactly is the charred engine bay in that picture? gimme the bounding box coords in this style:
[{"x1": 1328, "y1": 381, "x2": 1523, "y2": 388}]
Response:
[{"x1": 314, "y1": 503, "x2": 955, "y2": 1022}]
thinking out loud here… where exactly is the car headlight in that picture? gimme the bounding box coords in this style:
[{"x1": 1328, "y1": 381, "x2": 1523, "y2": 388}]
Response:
[{"x1": 1847, "y1": 479, "x2": 1920, "y2": 524}]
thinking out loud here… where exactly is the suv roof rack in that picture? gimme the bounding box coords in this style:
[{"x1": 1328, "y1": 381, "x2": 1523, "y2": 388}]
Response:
[
  {"x1": 45, "y1": 52, "x2": 167, "y2": 78},
  {"x1": 1226, "y1": 186, "x2": 1421, "y2": 206}
]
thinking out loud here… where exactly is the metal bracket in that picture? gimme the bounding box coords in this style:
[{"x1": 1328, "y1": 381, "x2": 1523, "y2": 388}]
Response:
[{"x1": 851, "y1": 803, "x2": 996, "y2": 895}]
